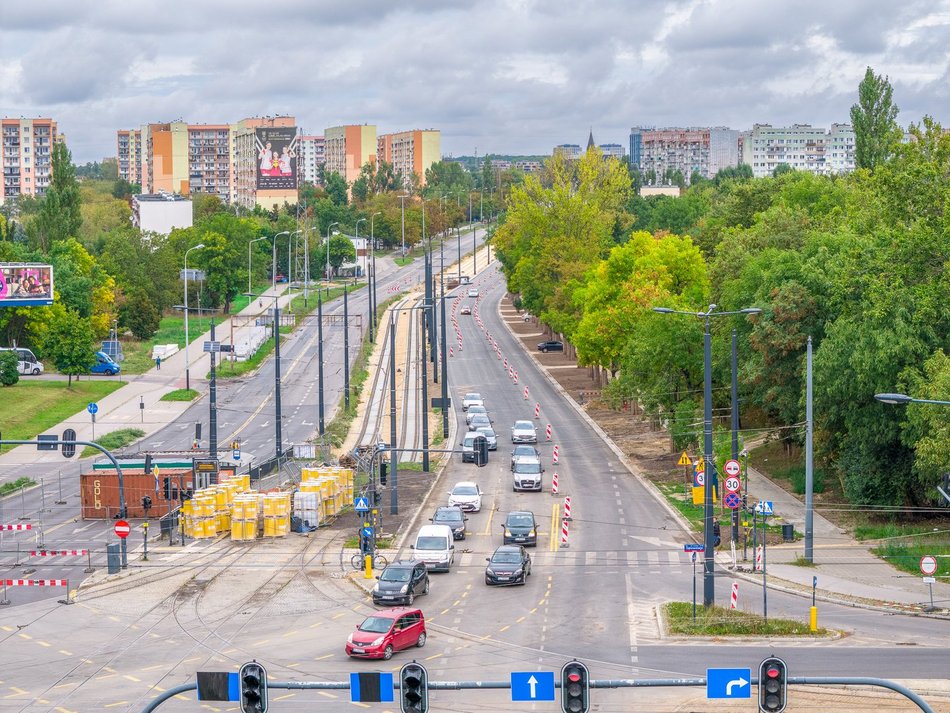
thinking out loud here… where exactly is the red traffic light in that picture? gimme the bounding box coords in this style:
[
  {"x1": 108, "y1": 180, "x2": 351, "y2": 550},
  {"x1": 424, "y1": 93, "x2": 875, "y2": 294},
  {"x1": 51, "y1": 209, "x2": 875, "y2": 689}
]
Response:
[
  {"x1": 766, "y1": 667, "x2": 780, "y2": 678},
  {"x1": 567, "y1": 673, "x2": 581, "y2": 683}
]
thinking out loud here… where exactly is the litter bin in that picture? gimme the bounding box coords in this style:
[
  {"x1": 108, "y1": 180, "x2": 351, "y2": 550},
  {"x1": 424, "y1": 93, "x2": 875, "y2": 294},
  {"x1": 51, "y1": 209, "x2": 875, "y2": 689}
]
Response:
[{"x1": 781, "y1": 523, "x2": 794, "y2": 542}]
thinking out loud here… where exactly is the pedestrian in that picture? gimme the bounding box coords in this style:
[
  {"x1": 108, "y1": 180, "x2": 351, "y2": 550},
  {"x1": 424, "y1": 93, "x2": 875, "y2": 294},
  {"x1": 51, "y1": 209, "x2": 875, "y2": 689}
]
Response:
[
  {"x1": 155, "y1": 355, "x2": 161, "y2": 370},
  {"x1": 192, "y1": 438, "x2": 199, "y2": 450},
  {"x1": 713, "y1": 520, "x2": 722, "y2": 548}
]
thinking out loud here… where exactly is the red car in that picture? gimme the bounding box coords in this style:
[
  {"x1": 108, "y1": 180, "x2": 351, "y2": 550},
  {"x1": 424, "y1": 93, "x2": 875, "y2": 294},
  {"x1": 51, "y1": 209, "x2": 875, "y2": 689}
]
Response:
[{"x1": 345, "y1": 608, "x2": 427, "y2": 660}]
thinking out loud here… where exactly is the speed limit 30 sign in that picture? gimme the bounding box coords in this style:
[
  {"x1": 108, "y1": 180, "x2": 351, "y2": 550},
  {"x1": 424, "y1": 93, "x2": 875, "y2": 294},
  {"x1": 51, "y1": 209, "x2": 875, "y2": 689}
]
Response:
[{"x1": 724, "y1": 476, "x2": 741, "y2": 493}]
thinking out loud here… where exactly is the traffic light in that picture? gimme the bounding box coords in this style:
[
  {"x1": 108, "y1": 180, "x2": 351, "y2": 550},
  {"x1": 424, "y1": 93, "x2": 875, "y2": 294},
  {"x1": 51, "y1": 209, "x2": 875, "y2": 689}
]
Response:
[
  {"x1": 560, "y1": 660, "x2": 590, "y2": 713},
  {"x1": 758, "y1": 656, "x2": 787, "y2": 713},
  {"x1": 62, "y1": 428, "x2": 77, "y2": 458},
  {"x1": 399, "y1": 661, "x2": 428, "y2": 713},
  {"x1": 474, "y1": 435, "x2": 488, "y2": 467},
  {"x1": 144, "y1": 453, "x2": 153, "y2": 474},
  {"x1": 380, "y1": 462, "x2": 388, "y2": 486},
  {"x1": 239, "y1": 661, "x2": 268, "y2": 713},
  {"x1": 141, "y1": 495, "x2": 152, "y2": 514}
]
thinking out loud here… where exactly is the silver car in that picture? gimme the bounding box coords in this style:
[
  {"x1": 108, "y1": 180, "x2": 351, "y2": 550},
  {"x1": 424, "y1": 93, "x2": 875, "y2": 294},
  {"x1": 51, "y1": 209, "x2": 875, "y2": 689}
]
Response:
[
  {"x1": 462, "y1": 392, "x2": 483, "y2": 411},
  {"x1": 510, "y1": 420, "x2": 538, "y2": 444},
  {"x1": 475, "y1": 426, "x2": 498, "y2": 451},
  {"x1": 470, "y1": 414, "x2": 492, "y2": 431},
  {"x1": 465, "y1": 405, "x2": 489, "y2": 427}
]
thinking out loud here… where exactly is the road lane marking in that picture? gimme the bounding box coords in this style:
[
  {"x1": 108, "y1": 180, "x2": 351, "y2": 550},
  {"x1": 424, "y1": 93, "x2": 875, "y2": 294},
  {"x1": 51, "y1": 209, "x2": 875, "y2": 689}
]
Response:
[
  {"x1": 499, "y1": 625, "x2": 510, "y2": 632},
  {"x1": 58, "y1": 650, "x2": 72, "y2": 656},
  {"x1": 103, "y1": 701, "x2": 128, "y2": 708}
]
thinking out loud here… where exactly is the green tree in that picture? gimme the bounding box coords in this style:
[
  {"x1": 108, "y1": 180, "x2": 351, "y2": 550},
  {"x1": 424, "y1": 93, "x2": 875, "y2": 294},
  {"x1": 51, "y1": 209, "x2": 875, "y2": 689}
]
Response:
[
  {"x1": 42, "y1": 309, "x2": 97, "y2": 386},
  {"x1": 325, "y1": 172, "x2": 349, "y2": 206},
  {"x1": 33, "y1": 142, "x2": 82, "y2": 250},
  {"x1": 120, "y1": 289, "x2": 160, "y2": 340},
  {"x1": 850, "y1": 66, "x2": 902, "y2": 171},
  {"x1": 0, "y1": 350, "x2": 19, "y2": 386},
  {"x1": 772, "y1": 162, "x2": 794, "y2": 177},
  {"x1": 327, "y1": 234, "x2": 356, "y2": 276}
]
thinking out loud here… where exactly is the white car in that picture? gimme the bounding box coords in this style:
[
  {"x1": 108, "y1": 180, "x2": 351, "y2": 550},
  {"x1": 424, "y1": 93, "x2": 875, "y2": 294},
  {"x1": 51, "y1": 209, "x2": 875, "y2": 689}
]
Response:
[
  {"x1": 510, "y1": 420, "x2": 538, "y2": 444},
  {"x1": 448, "y1": 482, "x2": 482, "y2": 512},
  {"x1": 465, "y1": 404, "x2": 489, "y2": 427},
  {"x1": 462, "y1": 392, "x2": 484, "y2": 411},
  {"x1": 467, "y1": 288, "x2": 479, "y2": 298},
  {"x1": 475, "y1": 426, "x2": 498, "y2": 451}
]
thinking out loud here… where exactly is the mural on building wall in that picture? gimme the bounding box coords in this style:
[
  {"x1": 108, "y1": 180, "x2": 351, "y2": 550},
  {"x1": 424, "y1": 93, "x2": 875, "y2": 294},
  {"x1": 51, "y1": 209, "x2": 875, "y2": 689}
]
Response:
[{"x1": 255, "y1": 128, "x2": 298, "y2": 190}]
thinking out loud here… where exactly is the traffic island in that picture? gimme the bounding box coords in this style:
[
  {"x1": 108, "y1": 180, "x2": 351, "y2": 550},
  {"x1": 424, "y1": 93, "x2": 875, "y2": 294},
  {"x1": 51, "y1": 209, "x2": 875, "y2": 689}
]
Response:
[{"x1": 661, "y1": 601, "x2": 835, "y2": 638}]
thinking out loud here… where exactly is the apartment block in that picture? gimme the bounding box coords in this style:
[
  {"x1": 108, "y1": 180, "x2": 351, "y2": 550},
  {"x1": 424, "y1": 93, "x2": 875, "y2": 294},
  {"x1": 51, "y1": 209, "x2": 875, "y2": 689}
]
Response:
[
  {"x1": 553, "y1": 144, "x2": 581, "y2": 160},
  {"x1": 187, "y1": 124, "x2": 231, "y2": 201},
  {"x1": 298, "y1": 135, "x2": 325, "y2": 184},
  {"x1": 740, "y1": 123, "x2": 855, "y2": 177},
  {"x1": 232, "y1": 116, "x2": 298, "y2": 211},
  {"x1": 598, "y1": 143, "x2": 626, "y2": 160},
  {"x1": 377, "y1": 129, "x2": 441, "y2": 187},
  {"x1": 325, "y1": 124, "x2": 377, "y2": 184},
  {"x1": 630, "y1": 126, "x2": 739, "y2": 183},
  {"x1": 1, "y1": 118, "x2": 58, "y2": 204},
  {"x1": 143, "y1": 122, "x2": 190, "y2": 195},
  {"x1": 117, "y1": 129, "x2": 143, "y2": 186}
]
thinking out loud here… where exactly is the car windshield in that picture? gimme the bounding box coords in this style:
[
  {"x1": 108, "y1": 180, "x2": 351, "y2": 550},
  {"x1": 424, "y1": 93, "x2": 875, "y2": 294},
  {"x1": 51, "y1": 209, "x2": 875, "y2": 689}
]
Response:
[
  {"x1": 508, "y1": 514, "x2": 534, "y2": 527},
  {"x1": 491, "y1": 551, "x2": 522, "y2": 564},
  {"x1": 513, "y1": 446, "x2": 536, "y2": 456},
  {"x1": 469, "y1": 406, "x2": 486, "y2": 413},
  {"x1": 465, "y1": 393, "x2": 481, "y2": 401},
  {"x1": 477, "y1": 428, "x2": 495, "y2": 438},
  {"x1": 416, "y1": 536, "x2": 447, "y2": 550},
  {"x1": 514, "y1": 421, "x2": 533, "y2": 430},
  {"x1": 435, "y1": 510, "x2": 463, "y2": 522},
  {"x1": 359, "y1": 616, "x2": 395, "y2": 633},
  {"x1": 453, "y1": 485, "x2": 478, "y2": 495},
  {"x1": 471, "y1": 416, "x2": 490, "y2": 427},
  {"x1": 514, "y1": 461, "x2": 542, "y2": 474},
  {"x1": 463, "y1": 436, "x2": 475, "y2": 447},
  {"x1": 380, "y1": 568, "x2": 412, "y2": 582}
]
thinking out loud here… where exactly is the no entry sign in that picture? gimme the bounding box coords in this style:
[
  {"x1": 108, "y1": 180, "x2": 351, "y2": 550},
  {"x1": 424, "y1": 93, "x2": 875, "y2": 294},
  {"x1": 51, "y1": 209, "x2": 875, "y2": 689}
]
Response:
[{"x1": 114, "y1": 520, "x2": 131, "y2": 539}]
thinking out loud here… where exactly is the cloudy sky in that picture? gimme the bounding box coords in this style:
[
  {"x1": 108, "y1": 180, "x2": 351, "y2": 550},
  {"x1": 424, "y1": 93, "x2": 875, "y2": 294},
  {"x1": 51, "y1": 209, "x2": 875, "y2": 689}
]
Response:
[{"x1": 2, "y1": 0, "x2": 949, "y2": 164}]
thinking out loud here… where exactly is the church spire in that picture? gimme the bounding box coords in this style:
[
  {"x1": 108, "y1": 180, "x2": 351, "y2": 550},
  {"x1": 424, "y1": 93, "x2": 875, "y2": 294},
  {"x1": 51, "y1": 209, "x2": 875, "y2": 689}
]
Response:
[{"x1": 587, "y1": 127, "x2": 595, "y2": 150}]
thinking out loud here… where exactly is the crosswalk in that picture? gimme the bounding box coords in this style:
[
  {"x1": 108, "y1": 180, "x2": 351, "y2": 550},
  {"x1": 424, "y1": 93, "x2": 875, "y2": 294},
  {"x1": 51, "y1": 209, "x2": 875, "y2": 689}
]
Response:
[{"x1": 452, "y1": 548, "x2": 688, "y2": 571}]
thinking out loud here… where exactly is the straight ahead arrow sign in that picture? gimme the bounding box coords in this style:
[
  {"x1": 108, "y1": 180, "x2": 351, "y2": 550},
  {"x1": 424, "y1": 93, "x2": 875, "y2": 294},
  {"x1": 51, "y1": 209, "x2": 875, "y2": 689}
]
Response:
[{"x1": 527, "y1": 675, "x2": 537, "y2": 698}]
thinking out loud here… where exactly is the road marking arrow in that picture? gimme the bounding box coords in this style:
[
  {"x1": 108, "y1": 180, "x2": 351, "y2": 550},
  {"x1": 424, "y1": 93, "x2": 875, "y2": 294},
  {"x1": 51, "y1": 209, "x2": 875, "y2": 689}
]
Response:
[
  {"x1": 726, "y1": 677, "x2": 748, "y2": 695},
  {"x1": 527, "y1": 675, "x2": 537, "y2": 698}
]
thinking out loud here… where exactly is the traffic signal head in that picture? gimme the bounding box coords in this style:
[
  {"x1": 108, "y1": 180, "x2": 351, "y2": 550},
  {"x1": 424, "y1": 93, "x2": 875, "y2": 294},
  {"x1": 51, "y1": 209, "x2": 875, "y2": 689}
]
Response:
[
  {"x1": 380, "y1": 461, "x2": 388, "y2": 486},
  {"x1": 239, "y1": 661, "x2": 268, "y2": 713},
  {"x1": 61, "y1": 428, "x2": 77, "y2": 458},
  {"x1": 560, "y1": 660, "x2": 590, "y2": 713},
  {"x1": 474, "y1": 435, "x2": 488, "y2": 467},
  {"x1": 758, "y1": 656, "x2": 787, "y2": 713},
  {"x1": 141, "y1": 495, "x2": 152, "y2": 513},
  {"x1": 399, "y1": 661, "x2": 428, "y2": 713},
  {"x1": 144, "y1": 453, "x2": 153, "y2": 474}
]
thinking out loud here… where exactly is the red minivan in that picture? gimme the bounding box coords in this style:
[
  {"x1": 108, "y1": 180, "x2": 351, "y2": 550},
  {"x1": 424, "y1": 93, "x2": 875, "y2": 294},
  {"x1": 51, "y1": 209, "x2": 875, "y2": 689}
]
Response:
[{"x1": 345, "y1": 608, "x2": 427, "y2": 660}]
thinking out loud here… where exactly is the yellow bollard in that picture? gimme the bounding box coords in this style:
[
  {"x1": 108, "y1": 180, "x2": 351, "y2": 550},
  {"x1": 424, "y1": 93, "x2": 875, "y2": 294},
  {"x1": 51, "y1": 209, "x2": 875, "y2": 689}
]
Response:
[
  {"x1": 810, "y1": 605, "x2": 818, "y2": 632},
  {"x1": 364, "y1": 554, "x2": 373, "y2": 579}
]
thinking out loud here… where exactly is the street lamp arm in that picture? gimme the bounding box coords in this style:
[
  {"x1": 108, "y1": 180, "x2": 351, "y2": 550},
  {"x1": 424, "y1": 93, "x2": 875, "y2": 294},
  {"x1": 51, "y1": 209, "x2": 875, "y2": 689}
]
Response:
[
  {"x1": 653, "y1": 306, "x2": 762, "y2": 318},
  {"x1": 875, "y1": 392, "x2": 950, "y2": 406}
]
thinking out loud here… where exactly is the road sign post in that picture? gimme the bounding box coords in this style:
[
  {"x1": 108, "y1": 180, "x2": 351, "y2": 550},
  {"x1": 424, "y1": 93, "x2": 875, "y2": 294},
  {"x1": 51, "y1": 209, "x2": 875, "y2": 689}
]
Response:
[
  {"x1": 114, "y1": 519, "x2": 130, "y2": 570},
  {"x1": 920, "y1": 555, "x2": 938, "y2": 611}
]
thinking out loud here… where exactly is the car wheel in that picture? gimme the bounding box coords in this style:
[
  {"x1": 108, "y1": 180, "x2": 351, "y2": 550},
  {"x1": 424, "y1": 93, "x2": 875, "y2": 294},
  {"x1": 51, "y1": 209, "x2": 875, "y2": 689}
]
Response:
[
  {"x1": 32, "y1": 368, "x2": 41, "y2": 375},
  {"x1": 423, "y1": 579, "x2": 430, "y2": 594},
  {"x1": 416, "y1": 632, "x2": 426, "y2": 648},
  {"x1": 406, "y1": 592, "x2": 414, "y2": 606},
  {"x1": 383, "y1": 645, "x2": 394, "y2": 660}
]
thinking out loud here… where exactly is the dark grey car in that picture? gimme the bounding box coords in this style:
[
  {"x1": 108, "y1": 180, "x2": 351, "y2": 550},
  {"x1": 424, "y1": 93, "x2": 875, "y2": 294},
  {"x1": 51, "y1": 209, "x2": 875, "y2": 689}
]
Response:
[
  {"x1": 430, "y1": 506, "x2": 468, "y2": 540},
  {"x1": 502, "y1": 511, "x2": 538, "y2": 547},
  {"x1": 372, "y1": 560, "x2": 430, "y2": 606}
]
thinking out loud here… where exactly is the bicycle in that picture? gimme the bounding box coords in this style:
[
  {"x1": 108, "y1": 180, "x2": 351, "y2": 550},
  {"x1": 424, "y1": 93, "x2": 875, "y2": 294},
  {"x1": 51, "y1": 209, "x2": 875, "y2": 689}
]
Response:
[{"x1": 351, "y1": 551, "x2": 389, "y2": 571}]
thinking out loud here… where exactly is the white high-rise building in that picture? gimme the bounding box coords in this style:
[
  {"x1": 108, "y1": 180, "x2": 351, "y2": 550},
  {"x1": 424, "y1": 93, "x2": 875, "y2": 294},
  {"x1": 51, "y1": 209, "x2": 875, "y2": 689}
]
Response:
[
  {"x1": 298, "y1": 135, "x2": 325, "y2": 184},
  {"x1": 740, "y1": 123, "x2": 856, "y2": 177}
]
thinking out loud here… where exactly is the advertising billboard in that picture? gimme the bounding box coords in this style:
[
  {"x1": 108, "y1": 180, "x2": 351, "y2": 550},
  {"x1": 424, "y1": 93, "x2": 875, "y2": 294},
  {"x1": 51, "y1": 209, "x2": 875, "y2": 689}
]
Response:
[
  {"x1": 255, "y1": 127, "x2": 298, "y2": 190},
  {"x1": 0, "y1": 263, "x2": 54, "y2": 307}
]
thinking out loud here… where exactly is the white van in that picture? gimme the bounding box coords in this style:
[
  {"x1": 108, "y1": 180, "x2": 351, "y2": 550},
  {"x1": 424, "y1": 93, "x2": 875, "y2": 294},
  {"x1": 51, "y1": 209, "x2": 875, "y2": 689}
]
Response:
[
  {"x1": 410, "y1": 524, "x2": 455, "y2": 572},
  {"x1": 0, "y1": 347, "x2": 44, "y2": 375}
]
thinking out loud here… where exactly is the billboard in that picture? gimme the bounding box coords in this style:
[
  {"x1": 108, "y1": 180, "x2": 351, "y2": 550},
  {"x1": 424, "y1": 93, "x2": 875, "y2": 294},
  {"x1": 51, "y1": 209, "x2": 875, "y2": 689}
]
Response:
[
  {"x1": 0, "y1": 263, "x2": 54, "y2": 307},
  {"x1": 255, "y1": 127, "x2": 298, "y2": 190}
]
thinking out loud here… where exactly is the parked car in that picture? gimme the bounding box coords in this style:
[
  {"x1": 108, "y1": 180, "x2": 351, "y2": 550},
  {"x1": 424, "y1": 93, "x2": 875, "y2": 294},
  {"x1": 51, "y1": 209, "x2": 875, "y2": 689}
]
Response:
[
  {"x1": 537, "y1": 340, "x2": 564, "y2": 353},
  {"x1": 510, "y1": 445, "x2": 541, "y2": 467},
  {"x1": 460, "y1": 431, "x2": 481, "y2": 463},
  {"x1": 448, "y1": 481, "x2": 482, "y2": 512},
  {"x1": 465, "y1": 405, "x2": 489, "y2": 427},
  {"x1": 372, "y1": 560, "x2": 430, "y2": 606},
  {"x1": 91, "y1": 350, "x2": 121, "y2": 375},
  {"x1": 460, "y1": 305, "x2": 472, "y2": 315},
  {"x1": 462, "y1": 392, "x2": 484, "y2": 411},
  {"x1": 467, "y1": 288, "x2": 479, "y2": 298},
  {"x1": 511, "y1": 420, "x2": 538, "y2": 443},
  {"x1": 475, "y1": 426, "x2": 498, "y2": 451},
  {"x1": 512, "y1": 458, "x2": 544, "y2": 492},
  {"x1": 469, "y1": 414, "x2": 492, "y2": 431},
  {"x1": 411, "y1": 524, "x2": 456, "y2": 572},
  {"x1": 345, "y1": 608, "x2": 427, "y2": 659},
  {"x1": 502, "y1": 511, "x2": 538, "y2": 546},
  {"x1": 485, "y1": 545, "x2": 532, "y2": 586},
  {"x1": 430, "y1": 506, "x2": 467, "y2": 540},
  {"x1": 0, "y1": 347, "x2": 43, "y2": 375}
]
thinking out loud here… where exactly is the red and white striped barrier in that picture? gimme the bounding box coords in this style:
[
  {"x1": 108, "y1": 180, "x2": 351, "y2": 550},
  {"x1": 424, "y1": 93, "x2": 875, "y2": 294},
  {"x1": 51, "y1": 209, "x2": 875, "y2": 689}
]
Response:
[
  {"x1": 30, "y1": 550, "x2": 88, "y2": 557},
  {"x1": 563, "y1": 496, "x2": 572, "y2": 521},
  {"x1": 2, "y1": 524, "x2": 32, "y2": 531},
  {"x1": 504, "y1": 358, "x2": 509, "y2": 370},
  {"x1": 551, "y1": 472, "x2": 559, "y2": 495},
  {"x1": 534, "y1": 403, "x2": 540, "y2": 419},
  {"x1": 560, "y1": 519, "x2": 570, "y2": 548},
  {"x1": 545, "y1": 424, "x2": 552, "y2": 441},
  {"x1": 523, "y1": 386, "x2": 529, "y2": 400},
  {"x1": 552, "y1": 444, "x2": 560, "y2": 464},
  {"x1": 2, "y1": 579, "x2": 68, "y2": 587},
  {"x1": 730, "y1": 581, "x2": 739, "y2": 609},
  {"x1": 513, "y1": 371, "x2": 519, "y2": 385},
  {"x1": 508, "y1": 366, "x2": 514, "y2": 379},
  {"x1": 449, "y1": 347, "x2": 454, "y2": 358},
  {"x1": 754, "y1": 546, "x2": 763, "y2": 572}
]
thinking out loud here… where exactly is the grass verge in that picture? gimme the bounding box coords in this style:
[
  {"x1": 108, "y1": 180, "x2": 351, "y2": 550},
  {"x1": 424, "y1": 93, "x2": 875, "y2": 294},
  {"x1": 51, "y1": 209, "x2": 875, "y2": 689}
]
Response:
[
  {"x1": 344, "y1": 535, "x2": 395, "y2": 549},
  {"x1": 161, "y1": 388, "x2": 200, "y2": 401},
  {"x1": 0, "y1": 477, "x2": 36, "y2": 497},
  {"x1": 0, "y1": 381, "x2": 125, "y2": 454},
  {"x1": 81, "y1": 428, "x2": 145, "y2": 457},
  {"x1": 664, "y1": 602, "x2": 826, "y2": 636}
]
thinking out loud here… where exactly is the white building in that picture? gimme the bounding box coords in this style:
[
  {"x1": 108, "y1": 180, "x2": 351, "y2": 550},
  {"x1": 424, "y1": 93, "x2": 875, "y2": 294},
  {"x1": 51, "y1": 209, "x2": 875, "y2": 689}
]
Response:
[
  {"x1": 340, "y1": 235, "x2": 369, "y2": 277},
  {"x1": 598, "y1": 143, "x2": 626, "y2": 160},
  {"x1": 132, "y1": 193, "x2": 193, "y2": 235},
  {"x1": 298, "y1": 135, "x2": 325, "y2": 185},
  {"x1": 553, "y1": 144, "x2": 581, "y2": 160},
  {"x1": 740, "y1": 123, "x2": 856, "y2": 177}
]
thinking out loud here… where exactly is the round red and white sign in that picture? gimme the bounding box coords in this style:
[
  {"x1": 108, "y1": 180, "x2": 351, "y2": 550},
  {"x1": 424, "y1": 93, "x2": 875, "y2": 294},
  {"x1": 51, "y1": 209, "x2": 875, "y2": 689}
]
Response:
[
  {"x1": 724, "y1": 476, "x2": 741, "y2": 493},
  {"x1": 114, "y1": 520, "x2": 131, "y2": 539},
  {"x1": 724, "y1": 459, "x2": 741, "y2": 477},
  {"x1": 695, "y1": 472, "x2": 706, "y2": 486},
  {"x1": 920, "y1": 555, "x2": 938, "y2": 576}
]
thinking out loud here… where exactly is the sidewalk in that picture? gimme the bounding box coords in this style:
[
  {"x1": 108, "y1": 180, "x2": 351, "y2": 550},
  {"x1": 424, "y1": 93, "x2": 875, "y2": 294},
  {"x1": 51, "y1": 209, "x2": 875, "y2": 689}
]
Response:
[
  {"x1": 0, "y1": 284, "x2": 294, "y2": 473},
  {"x1": 494, "y1": 291, "x2": 950, "y2": 616}
]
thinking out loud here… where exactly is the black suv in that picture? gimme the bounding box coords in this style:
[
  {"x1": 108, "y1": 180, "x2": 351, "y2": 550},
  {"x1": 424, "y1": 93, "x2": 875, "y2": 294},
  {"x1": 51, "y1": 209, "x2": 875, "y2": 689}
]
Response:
[
  {"x1": 430, "y1": 505, "x2": 468, "y2": 540},
  {"x1": 537, "y1": 340, "x2": 564, "y2": 353},
  {"x1": 372, "y1": 560, "x2": 430, "y2": 606},
  {"x1": 502, "y1": 511, "x2": 538, "y2": 547}
]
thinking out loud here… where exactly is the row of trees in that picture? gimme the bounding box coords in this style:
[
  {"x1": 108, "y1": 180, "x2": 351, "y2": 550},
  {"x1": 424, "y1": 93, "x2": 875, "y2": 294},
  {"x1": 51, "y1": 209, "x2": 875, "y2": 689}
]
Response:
[{"x1": 494, "y1": 69, "x2": 949, "y2": 508}]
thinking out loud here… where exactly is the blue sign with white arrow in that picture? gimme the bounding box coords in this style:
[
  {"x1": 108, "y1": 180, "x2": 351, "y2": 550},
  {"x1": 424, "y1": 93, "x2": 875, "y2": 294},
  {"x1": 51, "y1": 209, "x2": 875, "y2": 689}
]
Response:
[
  {"x1": 354, "y1": 496, "x2": 370, "y2": 512},
  {"x1": 361, "y1": 526, "x2": 374, "y2": 539},
  {"x1": 511, "y1": 671, "x2": 555, "y2": 701},
  {"x1": 706, "y1": 668, "x2": 751, "y2": 699},
  {"x1": 87, "y1": 402, "x2": 99, "y2": 415}
]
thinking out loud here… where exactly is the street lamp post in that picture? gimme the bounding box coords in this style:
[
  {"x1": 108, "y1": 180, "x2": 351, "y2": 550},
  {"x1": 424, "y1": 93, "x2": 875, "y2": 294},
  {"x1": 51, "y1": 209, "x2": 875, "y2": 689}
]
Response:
[
  {"x1": 355, "y1": 217, "x2": 367, "y2": 280},
  {"x1": 301, "y1": 226, "x2": 317, "y2": 307},
  {"x1": 183, "y1": 243, "x2": 206, "y2": 392},
  {"x1": 653, "y1": 304, "x2": 761, "y2": 607},
  {"x1": 248, "y1": 236, "x2": 269, "y2": 298},
  {"x1": 369, "y1": 211, "x2": 382, "y2": 341},
  {"x1": 399, "y1": 195, "x2": 409, "y2": 256},
  {"x1": 289, "y1": 229, "x2": 301, "y2": 287},
  {"x1": 325, "y1": 221, "x2": 339, "y2": 281},
  {"x1": 271, "y1": 230, "x2": 291, "y2": 291}
]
